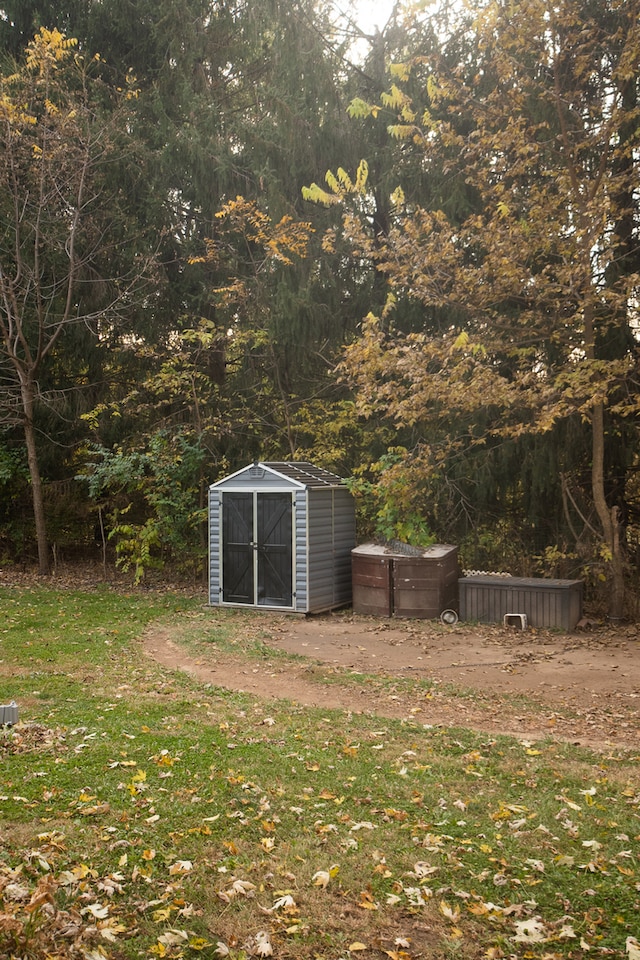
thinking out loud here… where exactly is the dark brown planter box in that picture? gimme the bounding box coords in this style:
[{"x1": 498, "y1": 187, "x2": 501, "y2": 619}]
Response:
[
  {"x1": 352, "y1": 543, "x2": 459, "y2": 619},
  {"x1": 351, "y1": 545, "x2": 393, "y2": 616}
]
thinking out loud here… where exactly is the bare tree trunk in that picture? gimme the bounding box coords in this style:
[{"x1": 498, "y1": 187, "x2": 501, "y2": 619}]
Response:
[
  {"x1": 97, "y1": 504, "x2": 108, "y2": 579},
  {"x1": 21, "y1": 379, "x2": 50, "y2": 576},
  {"x1": 271, "y1": 344, "x2": 297, "y2": 458},
  {"x1": 591, "y1": 400, "x2": 625, "y2": 619},
  {"x1": 609, "y1": 505, "x2": 626, "y2": 620}
]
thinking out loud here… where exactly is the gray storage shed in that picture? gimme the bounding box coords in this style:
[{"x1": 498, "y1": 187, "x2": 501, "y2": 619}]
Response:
[{"x1": 209, "y1": 461, "x2": 356, "y2": 613}]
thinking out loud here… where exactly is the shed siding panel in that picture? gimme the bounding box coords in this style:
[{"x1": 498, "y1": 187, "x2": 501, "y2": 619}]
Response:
[
  {"x1": 307, "y1": 494, "x2": 334, "y2": 611},
  {"x1": 307, "y1": 490, "x2": 354, "y2": 611},
  {"x1": 294, "y1": 491, "x2": 308, "y2": 612},
  {"x1": 332, "y1": 489, "x2": 356, "y2": 605},
  {"x1": 209, "y1": 490, "x2": 221, "y2": 605}
]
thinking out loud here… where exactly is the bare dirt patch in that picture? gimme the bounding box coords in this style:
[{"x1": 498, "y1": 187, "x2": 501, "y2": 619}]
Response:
[
  {"x1": 3, "y1": 563, "x2": 637, "y2": 750},
  {"x1": 142, "y1": 611, "x2": 640, "y2": 752}
]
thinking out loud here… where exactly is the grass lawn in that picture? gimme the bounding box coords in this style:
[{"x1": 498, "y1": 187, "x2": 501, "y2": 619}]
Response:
[{"x1": 0, "y1": 584, "x2": 638, "y2": 960}]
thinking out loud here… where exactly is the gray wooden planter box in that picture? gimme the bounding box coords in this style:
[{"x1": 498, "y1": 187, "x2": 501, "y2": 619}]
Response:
[
  {"x1": 459, "y1": 575, "x2": 583, "y2": 631},
  {"x1": 0, "y1": 701, "x2": 19, "y2": 726}
]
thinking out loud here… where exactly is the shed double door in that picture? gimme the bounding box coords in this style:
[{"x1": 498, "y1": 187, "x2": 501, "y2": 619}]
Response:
[{"x1": 222, "y1": 492, "x2": 294, "y2": 607}]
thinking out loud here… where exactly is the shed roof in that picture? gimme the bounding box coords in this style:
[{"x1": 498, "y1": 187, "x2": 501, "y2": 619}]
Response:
[
  {"x1": 263, "y1": 462, "x2": 346, "y2": 488},
  {"x1": 210, "y1": 461, "x2": 347, "y2": 490}
]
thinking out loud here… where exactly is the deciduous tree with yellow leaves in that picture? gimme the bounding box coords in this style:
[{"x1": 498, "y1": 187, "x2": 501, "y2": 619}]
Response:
[
  {"x1": 0, "y1": 28, "x2": 156, "y2": 573},
  {"x1": 332, "y1": 0, "x2": 640, "y2": 617}
]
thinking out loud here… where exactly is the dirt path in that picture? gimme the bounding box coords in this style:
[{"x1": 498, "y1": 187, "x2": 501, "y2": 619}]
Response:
[{"x1": 142, "y1": 612, "x2": 640, "y2": 751}]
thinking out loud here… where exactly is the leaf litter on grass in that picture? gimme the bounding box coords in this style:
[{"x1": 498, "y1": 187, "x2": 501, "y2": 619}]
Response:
[
  {"x1": 4, "y1": 707, "x2": 639, "y2": 960},
  {"x1": 1, "y1": 585, "x2": 639, "y2": 959}
]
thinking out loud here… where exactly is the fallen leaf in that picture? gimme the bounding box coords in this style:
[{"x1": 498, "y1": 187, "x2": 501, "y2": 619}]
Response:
[
  {"x1": 627, "y1": 937, "x2": 640, "y2": 960},
  {"x1": 158, "y1": 929, "x2": 188, "y2": 946},
  {"x1": 253, "y1": 930, "x2": 273, "y2": 956},
  {"x1": 312, "y1": 864, "x2": 339, "y2": 888},
  {"x1": 413, "y1": 861, "x2": 437, "y2": 878},
  {"x1": 439, "y1": 901, "x2": 460, "y2": 922},
  {"x1": 512, "y1": 917, "x2": 547, "y2": 943},
  {"x1": 272, "y1": 894, "x2": 296, "y2": 911},
  {"x1": 226, "y1": 878, "x2": 255, "y2": 899},
  {"x1": 82, "y1": 903, "x2": 110, "y2": 919},
  {"x1": 582, "y1": 840, "x2": 602, "y2": 851},
  {"x1": 358, "y1": 890, "x2": 378, "y2": 910},
  {"x1": 3, "y1": 882, "x2": 30, "y2": 900},
  {"x1": 189, "y1": 936, "x2": 212, "y2": 951}
]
